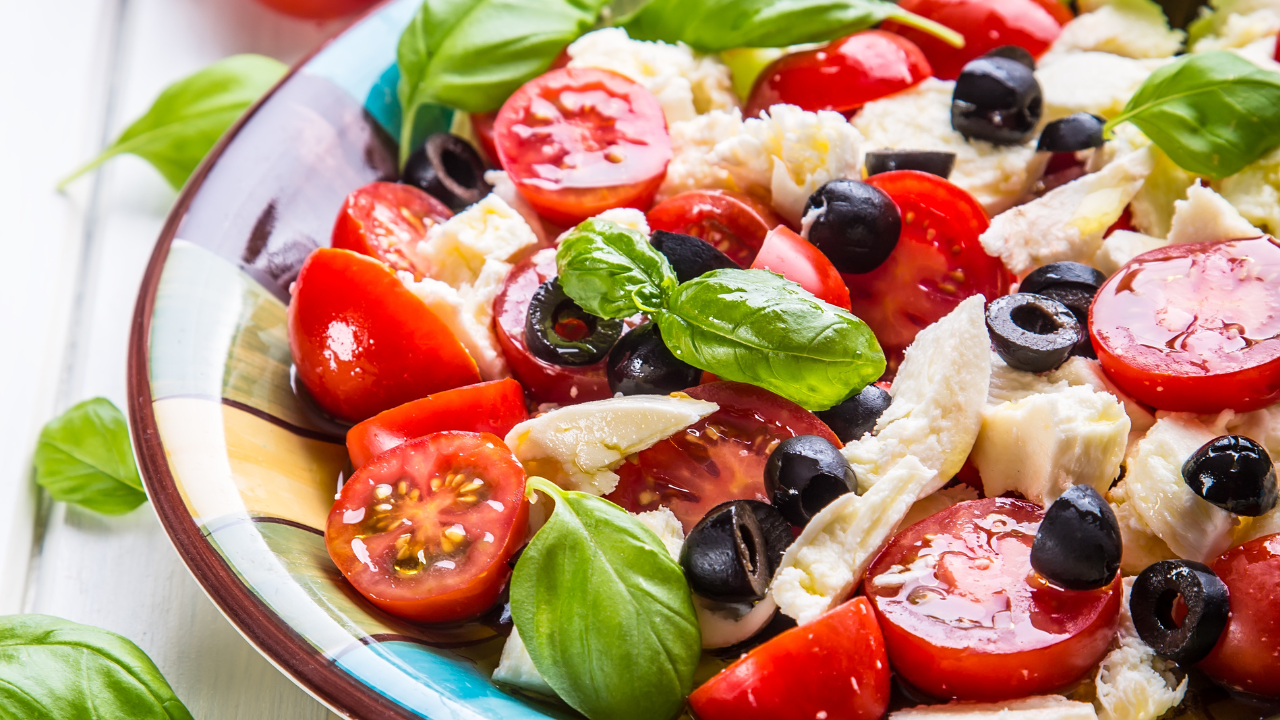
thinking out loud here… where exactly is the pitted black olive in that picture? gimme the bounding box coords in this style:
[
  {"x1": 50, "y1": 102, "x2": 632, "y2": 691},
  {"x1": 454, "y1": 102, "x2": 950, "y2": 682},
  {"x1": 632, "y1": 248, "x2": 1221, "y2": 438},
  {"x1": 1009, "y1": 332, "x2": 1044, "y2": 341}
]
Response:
[
  {"x1": 802, "y1": 180, "x2": 902, "y2": 274},
  {"x1": 402, "y1": 133, "x2": 491, "y2": 211},
  {"x1": 525, "y1": 278, "x2": 622, "y2": 367},
  {"x1": 984, "y1": 45, "x2": 1036, "y2": 71},
  {"x1": 1131, "y1": 559, "x2": 1230, "y2": 665},
  {"x1": 606, "y1": 322, "x2": 702, "y2": 396},
  {"x1": 650, "y1": 230, "x2": 739, "y2": 283},
  {"x1": 1182, "y1": 435, "x2": 1278, "y2": 516},
  {"x1": 741, "y1": 499, "x2": 795, "y2": 572},
  {"x1": 1030, "y1": 485, "x2": 1122, "y2": 590},
  {"x1": 764, "y1": 436, "x2": 857, "y2": 526},
  {"x1": 816, "y1": 384, "x2": 892, "y2": 444},
  {"x1": 1156, "y1": 0, "x2": 1211, "y2": 30},
  {"x1": 952, "y1": 56, "x2": 1043, "y2": 145},
  {"x1": 1037, "y1": 113, "x2": 1107, "y2": 153},
  {"x1": 681, "y1": 501, "x2": 780, "y2": 603},
  {"x1": 986, "y1": 293, "x2": 1082, "y2": 372},
  {"x1": 1020, "y1": 261, "x2": 1108, "y2": 295},
  {"x1": 864, "y1": 150, "x2": 957, "y2": 180}
]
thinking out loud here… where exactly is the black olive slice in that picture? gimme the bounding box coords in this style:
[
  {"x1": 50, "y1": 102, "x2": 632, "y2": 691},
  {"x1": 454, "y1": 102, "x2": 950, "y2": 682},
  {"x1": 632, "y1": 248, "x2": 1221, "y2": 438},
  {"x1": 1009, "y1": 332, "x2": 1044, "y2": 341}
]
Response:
[
  {"x1": 681, "y1": 501, "x2": 774, "y2": 603},
  {"x1": 952, "y1": 56, "x2": 1043, "y2": 146},
  {"x1": 740, "y1": 499, "x2": 795, "y2": 571},
  {"x1": 1020, "y1": 261, "x2": 1107, "y2": 295},
  {"x1": 802, "y1": 179, "x2": 902, "y2": 275},
  {"x1": 1030, "y1": 485, "x2": 1122, "y2": 590},
  {"x1": 1038, "y1": 285, "x2": 1098, "y2": 359},
  {"x1": 1131, "y1": 559, "x2": 1230, "y2": 665},
  {"x1": 864, "y1": 150, "x2": 957, "y2": 180},
  {"x1": 764, "y1": 436, "x2": 858, "y2": 527},
  {"x1": 402, "y1": 133, "x2": 492, "y2": 211},
  {"x1": 649, "y1": 230, "x2": 739, "y2": 283},
  {"x1": 986, "y1": 293, "x2": 1082, "y2": 373},
  {"x1": 606, "y1": 322, "x2": 702, "y2": 396},
  {"x1": 984, "y1": 45, "x2": 1036, "y2": 71},
  {"x1": 524, "y1": 278, "x2": 622, "y2": 367},
  {"x1": 1037, "y1": 113, "x2": 1107, "y2": 153},
  {"x1": 816, "y1": 384, "x2": 892, "y2": 444},
  {"x1": 1182, "y1": 435, "x2": 1279, "y2": 517}
]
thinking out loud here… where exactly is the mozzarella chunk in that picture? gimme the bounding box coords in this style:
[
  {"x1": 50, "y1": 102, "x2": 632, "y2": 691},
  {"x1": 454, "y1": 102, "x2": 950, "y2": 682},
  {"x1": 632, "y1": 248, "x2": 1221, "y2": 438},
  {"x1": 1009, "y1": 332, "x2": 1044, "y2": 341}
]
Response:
[
  {"x1": 979, "y1": 146, "x2": 1155, "y2": 275},
  {"x1": 772, "y1": 455, "x2": 936, "y2": 624},
  {"x1": 842, "y1": 295, "x2": 991, "y2": 495},
  {"x1": 566, "y1": 27, "x2": 737, "y2": 124},
  {"x1": 1045, "y1": 3, "x2": 1183, "y2": 60},
  {"x1": 635, "y1": 506, "x2": 683, "y2": 561},
  {"x1": 1093, "y1": 230, "x2": 1166, "y2": 275},
  {"x1": 593, "y1": 207, "x2": 650, "y2": 236},
  {"x1": 1192, "y1": 7, "x2": 1280, "y2": 51},
  {"x1": 1111, "y1": 481, "x2": 1179, "y2": 573},
  {"x1": 503, "y1": 395, "x2": 719, "y2": 496},
  {"x1": 890, "y1": 696, "x2": 1098, "y2": 720},
  {"x1": 483, "y1": 170, "x2": 547, "y2": 244},
  {"x1": 898, "y1": 485, "x2": 980, "y2": 532},
  {"x1": 1050, "y1": 356, "x2": 1157, "y2": 433},
  {"x1": 853, "y1": 78, "x2": 1044, "y2": 215},
  {"x1": 1167, "y1": 181, "x2": 1263, "y2": 244},
  {"x1": 1037, "y1": 53, "x2": 1166, "y2": 121},
  {"x1": 1213, "y1": 145, "x2": 1280, "y2": 233},
  {"x1": 1094, "y1": 577, "x2": 1188, "y2": 720},
  {"x1": 493, "y1": 627, "x2": 555, "y2": 696},
  {"x1": 1129, "y1": 146, "x2": 1196, "y2": 238}
]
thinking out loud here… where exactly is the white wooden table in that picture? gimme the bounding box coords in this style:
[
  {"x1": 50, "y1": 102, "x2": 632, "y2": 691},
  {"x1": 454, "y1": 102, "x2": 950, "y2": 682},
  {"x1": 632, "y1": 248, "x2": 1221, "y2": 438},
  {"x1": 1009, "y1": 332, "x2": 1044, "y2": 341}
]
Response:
[{"x1": 0, "y1": 0, "x2": 369, "y2": 716}]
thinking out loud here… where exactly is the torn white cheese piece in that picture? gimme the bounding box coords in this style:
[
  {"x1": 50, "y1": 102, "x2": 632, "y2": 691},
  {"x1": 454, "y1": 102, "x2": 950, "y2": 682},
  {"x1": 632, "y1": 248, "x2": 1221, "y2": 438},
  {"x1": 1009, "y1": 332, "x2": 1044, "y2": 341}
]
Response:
[
  {"x1": 1094, "y1": 576, "x2": 1188, "y2": 720},
  {"x1": 1042, "y1": 1, "x2": 1183, "y2": 60},
  {"x1": 493, "y1": 627, "x2": 556, "y2": 696},
  {"x1": 1093, "y1": 230, "x2": 1165, "y2": 275},
  {"x1": 891, "y1": 695, "x2": 1098, "y2": 720},
  {"x1": 1165, "y1": 180, "x2": 1262, "y2": 245}
]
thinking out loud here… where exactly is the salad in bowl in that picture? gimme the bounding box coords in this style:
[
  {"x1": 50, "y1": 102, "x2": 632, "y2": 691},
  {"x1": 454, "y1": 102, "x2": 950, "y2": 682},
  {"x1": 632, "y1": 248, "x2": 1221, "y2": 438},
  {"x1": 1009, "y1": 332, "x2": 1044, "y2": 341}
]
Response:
[{"x1": 281, "y1": 0, "x2": 1280, "y2": 717}]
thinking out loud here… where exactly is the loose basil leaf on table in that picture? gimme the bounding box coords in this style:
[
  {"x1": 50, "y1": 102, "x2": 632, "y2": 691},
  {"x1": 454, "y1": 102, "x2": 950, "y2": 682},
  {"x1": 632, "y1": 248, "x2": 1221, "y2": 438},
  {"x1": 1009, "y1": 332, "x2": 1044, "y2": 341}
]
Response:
[
  {"x1": 511, "y1": 477, "x2": 701, "y2": 720},
  {"x1": 34, "y1": 397, "x2": 147, "y2": 515},
  {"x1": 556, "y1": 218, "x2": 678, "y2": 318},
  {"x1": 0, "y1": 614, "x2": 193, "y2": 720},
  {"x1": 1104, "y1": 51, "x2": 1280, "y2": 179},
  {"x1": 59, "y1": 54, "x2": 287, "y2": 190}
]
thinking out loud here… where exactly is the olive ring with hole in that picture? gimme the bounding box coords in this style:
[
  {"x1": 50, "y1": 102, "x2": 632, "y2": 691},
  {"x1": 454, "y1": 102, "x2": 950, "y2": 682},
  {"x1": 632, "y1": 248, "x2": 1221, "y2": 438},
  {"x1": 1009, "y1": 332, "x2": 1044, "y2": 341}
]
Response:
[
  {"x1": 1130, "y1": 559, "x2": 1230, "y2": 665},
  {"x1": 401, "y1": 133, "x2": 492, "y2": 211},
  {"x1": 524, "y1": 278, "x2": 623, "y2": 367},
  {"x1": 986, "y1": 293, "x2": 1082, "y2": 373}
]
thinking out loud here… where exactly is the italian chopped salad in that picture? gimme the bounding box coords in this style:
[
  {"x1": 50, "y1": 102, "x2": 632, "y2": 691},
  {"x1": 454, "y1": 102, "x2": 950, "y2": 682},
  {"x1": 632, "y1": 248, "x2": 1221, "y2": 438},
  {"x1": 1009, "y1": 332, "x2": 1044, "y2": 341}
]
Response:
[{"x1": 288, "y1": 0, "x2": 1280, "y2": 718}]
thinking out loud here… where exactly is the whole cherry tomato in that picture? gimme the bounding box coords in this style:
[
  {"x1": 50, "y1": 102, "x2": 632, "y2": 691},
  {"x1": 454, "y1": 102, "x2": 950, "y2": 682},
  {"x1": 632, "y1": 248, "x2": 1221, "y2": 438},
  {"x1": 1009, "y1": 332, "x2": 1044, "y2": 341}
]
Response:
[
  {"x1": 647, "y1": 190, "x2": 780, "y2": 267},
  {"x1": 1198, "y1": 533, "x2": 1280, "y2": 697},
  {"x1": 1090, "y1": 236, "x2": 1280, "y2": 413},
  {"x1": 746, "y1": 31, "x2": 932, "y2": 117},
  {"x1": 288, "y1": 248, "x2": 481, "y2": 423},
  {"x1": 494, "y1": 68, "x2": 672, "y2": 225},
  {"x1": 881, "y1": 0, "x2": 1062, "y2": 80},
  {"x1": 331, "y1": 181, "x2": 453, "y2": 280},
  {"x1": 325, "y1": 432, "x2": 528, "y2": 623},
  {"x1": 252, "y1": 0, "x2": 379, "y2": 19},
  {"x1": 751, "y1": 226, "x2": 853, "y2": 310}
]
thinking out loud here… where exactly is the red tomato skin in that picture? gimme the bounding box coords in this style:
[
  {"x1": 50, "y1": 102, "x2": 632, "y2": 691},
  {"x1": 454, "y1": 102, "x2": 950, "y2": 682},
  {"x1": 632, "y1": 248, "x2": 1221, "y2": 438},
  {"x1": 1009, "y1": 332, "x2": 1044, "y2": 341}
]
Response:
[
  {"x1": 331, "y1": 182, "x2": 453, "y2": 280},
  {"x1": 1033, "y1": 0, "x2": 1076, "y2": 24},
  {"x1": 746, "y1": 31, "x2": 932, "y2": 117},
  {"x1": 752, "y1": 226, "x2": 853, "y2": 310},
  {"x1": 1198, "y1": 533, "x2": 1280, "y2": 697},
  {"x1": 690, "y1": 598, "x2": 890, "y2": 720},
  {"x1": 346, "y1": 379, "x2": 530, "y2": 469},
  {"x1": 288, "y1": 249, "x2": 481, "y2": 424},
  {"x1": 882, "y1": 0, "x2": 1062, "y2": 80},
  {"x1": 647, "y1": 190, "x2": 780, "y2": 267},
  {"x1": 1090, "y1": 237, "x2": 1280, "y2": 413},
  {"x1": 252, "y1": 0, "x2": 378, "y2": 20},
  {"x1": 469, "y1": 111, "x2": 500, "y2": 165},
  {"x1": 494, "y1": 68, "x2": 672, "y2": 226},
  {"x1": 866, "y1": 497, "x2": 1122, "y2": 701}
]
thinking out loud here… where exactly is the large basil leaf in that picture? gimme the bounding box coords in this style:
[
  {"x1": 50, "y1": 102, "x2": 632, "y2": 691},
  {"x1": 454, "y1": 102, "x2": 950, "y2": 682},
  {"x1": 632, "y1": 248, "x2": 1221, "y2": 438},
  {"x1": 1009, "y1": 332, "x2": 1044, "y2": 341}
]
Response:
[
  {"x1": 34, "y1": 398, "x2": 147, "y2": 516},
  {"x1": 625, "y1": 0, "x2": 962, "y2": 52},
  {"x1": 511, "y1": 478, "x2": 700, "y2": 720},
  {"x1": 1104, "y1": 51, "x2": 1280, "y2": 179},
  {"x1": 59, "y1": 54, "x2": 286, "y2": 190},
  {"x1": 556, "y1": 219, "x2": 678, "y2": 318},
  {"x1": 654, "y1": 269, "x2": 885, "y2": 411},
  {"x1": 0, "y1": 614, "x2": 193, "y2": 719}
]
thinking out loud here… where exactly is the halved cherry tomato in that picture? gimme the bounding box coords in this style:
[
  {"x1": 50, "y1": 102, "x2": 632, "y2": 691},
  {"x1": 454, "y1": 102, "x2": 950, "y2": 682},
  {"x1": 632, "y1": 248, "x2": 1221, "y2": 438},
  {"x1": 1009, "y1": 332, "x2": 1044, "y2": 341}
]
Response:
[
  {"x1": 1198, "y1": 533, "x2": 1280, "y2": 697},
  {"x1": 865, "y1": 497, "x2": 1122, "y2": 700},
  {"x1": 470, "y1": 111, "x2": 499, "y2": 166},
  {"x1": 1032, "y1": 0, "x2": 1075, "y2": 25},
  {"x1": 251, "y1": 0, "x2": 378, "y2": 20},
  {"x1": 494, "y1": 247, "x2": 612, "y2": 406},
  {"x1": 881, "y1": 0, "x2": 1062, "y2": 80},
  {"x1": 607, "y1": 381, "x2": 840, "y2": 531},
  {"x1": 854, "y1": 171, "x2": 1012, "y2": 376},
  {"x1": 1090, "y1": 236, "x2": 1280, "y2": 413},
  {"x1": 494, "y1": 68, "x2": 672, "y2": 225},
  {"x1": 346, "y1": 379, "x2": 530, "y2": 469},
  {"x1": 646, "y1": 190, "x2": 780, "y2": 267},
  {"x1": 690, "y1": 598, "x2": 890, "y2": 720},
  {"x1": 331, "y1": 181, "x2": 453, "y2": 280},
  {"x1": 288, "y1": 248, "x2": 481, "y2": 423},
  {"x1": 751, "y1": 226, "x2": 853, "y2": 310},
  {"x1": 325, "y1": 432, "x2": 528, "y2": 623},
  {"x1": 746, "y1": 31, "x2": 932, "y2": 118}
]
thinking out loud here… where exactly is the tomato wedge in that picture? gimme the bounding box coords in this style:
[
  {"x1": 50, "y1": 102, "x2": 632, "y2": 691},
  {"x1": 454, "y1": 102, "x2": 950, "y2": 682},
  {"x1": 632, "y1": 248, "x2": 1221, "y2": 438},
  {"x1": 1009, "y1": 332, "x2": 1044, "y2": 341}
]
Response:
[
  {"x1": 881, "y1": 0, "x2": 1062, "y2": 80},
  {"x1": 647, "y1": 190, "x2": 779, "y2": 267},
  {"x1": 751, "y1": 226, "x2": 852, "y2": 310},
  {"x1": 330, "y1": 181, "x2": 453, "y2": 280},
  {"x1": 346, "y1": 379, "x2": 530, "y2": 469},
  {"x1": 865, "y1": 498, "x2": 1121, "y2": 700},
  {"x1": 326, "y1": 432, "x2": 529, "y2": 623},
  {"x1": 1198, "y1": 533, "x2": 1280, "y2": 697},
  {"x1": 1090, "y1": 236, "x2": 1280, "y2": 413}
]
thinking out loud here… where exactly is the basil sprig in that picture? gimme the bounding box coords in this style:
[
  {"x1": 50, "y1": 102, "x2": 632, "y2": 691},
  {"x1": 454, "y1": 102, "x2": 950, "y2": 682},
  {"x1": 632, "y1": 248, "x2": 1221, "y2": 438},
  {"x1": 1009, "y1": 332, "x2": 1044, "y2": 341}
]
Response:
[
  {"x1": 556, "y1": 220, "x2": 885, "y2": 410},
  {"x1": 34, "y1": 398, "x2": 147, "y2": 515},
  {"x1": 0, "y1": 615, "x2": 193, "y2": 719},
  {"x1": 1104, "y1": 51, "x2": 1280, "y2": 179},
  {"x1": 511, "y1": 477, "x2": 700, "y2": 720}
]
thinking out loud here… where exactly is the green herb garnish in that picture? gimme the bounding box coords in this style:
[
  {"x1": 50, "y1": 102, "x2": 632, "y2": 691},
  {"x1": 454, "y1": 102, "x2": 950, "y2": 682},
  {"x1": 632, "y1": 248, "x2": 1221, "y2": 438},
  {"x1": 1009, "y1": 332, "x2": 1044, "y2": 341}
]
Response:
[{"x1": 34, "y1": 397, "x2": 146, "y2": 515}]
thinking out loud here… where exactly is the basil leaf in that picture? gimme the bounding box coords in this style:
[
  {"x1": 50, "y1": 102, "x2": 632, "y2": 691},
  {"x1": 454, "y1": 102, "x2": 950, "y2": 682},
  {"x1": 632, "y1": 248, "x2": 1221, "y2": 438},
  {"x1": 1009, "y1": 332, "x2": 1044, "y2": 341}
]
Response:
[
  {"x1": 556, "y1": 218, "x2": 678, "y2": 318},
  {"x1": 511, "y1": 478, "x2": 700, "y2": 720},
  {"x1": 0, "y1": 614, "x2": 193, "y2": 719},
  {"x1": 59, "y1": 54, "x2": 286, "y2": 190},
  {"x1": 625, "y1": 0, "x2": 963, "y2": 52},
  {"x1": 654, "y1": 269, "x2": 885, "y2": 411},
  {"x1": 1104, "y1": 51, "x2": 1280, "y2": 179},
  {"x1": 34, "y1": 398, "x2": 146, "y2": 516}
]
